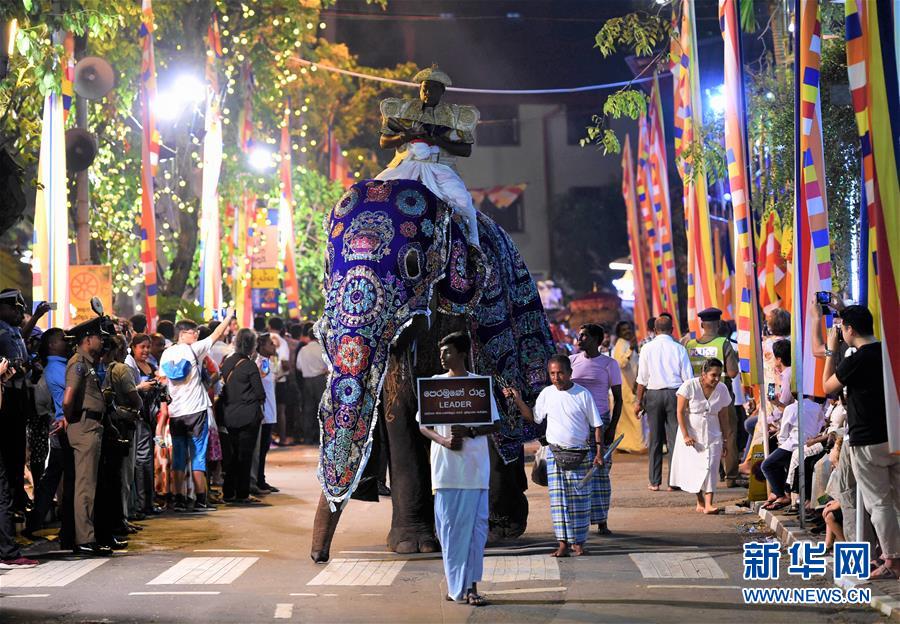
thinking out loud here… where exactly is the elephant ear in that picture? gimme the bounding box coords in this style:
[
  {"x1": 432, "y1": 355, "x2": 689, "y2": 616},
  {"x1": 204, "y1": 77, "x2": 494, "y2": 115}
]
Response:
[
  {"x1": 469, "y1": 211, "x2": 556, "y2": 464},
  {"x1": 436, "y1": 213, "x2": 488, "y2": 316}
]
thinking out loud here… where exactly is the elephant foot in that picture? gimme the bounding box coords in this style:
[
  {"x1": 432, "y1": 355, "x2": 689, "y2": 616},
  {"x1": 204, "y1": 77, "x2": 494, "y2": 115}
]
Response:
[
  {"x1": 488, "y1": 510, "x2": 528, "y2": 544},
  {"x1": 387, "y1": 526, "x2": 440, "y2": 554},
  {"x1": 310, "y1": 493, "x2": 343, "y2": 564}
]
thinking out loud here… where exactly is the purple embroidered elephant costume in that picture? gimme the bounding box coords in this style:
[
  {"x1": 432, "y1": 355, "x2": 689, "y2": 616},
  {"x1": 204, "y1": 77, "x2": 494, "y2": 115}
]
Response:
[{"x1": 315, "y1": 178, "x2": 553, "y2": 507}]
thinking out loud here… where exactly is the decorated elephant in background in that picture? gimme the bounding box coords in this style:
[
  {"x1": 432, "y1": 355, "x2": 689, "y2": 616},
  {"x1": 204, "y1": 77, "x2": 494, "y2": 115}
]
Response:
[{"x1": 310, "y1": 178, "x2": 555, "y2": 562}]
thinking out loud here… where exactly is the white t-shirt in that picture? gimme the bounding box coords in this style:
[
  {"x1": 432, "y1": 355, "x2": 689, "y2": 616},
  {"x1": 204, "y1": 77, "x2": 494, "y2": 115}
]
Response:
[
  {"x1": 416, "y1": 373, "x2": 501, "y2": 490},
  {"x1": 257, "y1": 355, "x2": 277, "y2": 424},
  {"x1": 273, "y1": 335, "x2": 290, "y2": 384},
  {"x1": 159, "y1": 336, "x2": 214, "y2": 418},
  {"x1": 777, "y1": 398, "x2": 825, "y2": 452},
  {"x1": 297, "y1": 340, "x2": 329, "y2": 378},
  {"x1": 533, "y1": 383, "x2": 603, "y2": 448},
  {"x1": 209, "y1": 340, "x2": 233, "y2": 367}
]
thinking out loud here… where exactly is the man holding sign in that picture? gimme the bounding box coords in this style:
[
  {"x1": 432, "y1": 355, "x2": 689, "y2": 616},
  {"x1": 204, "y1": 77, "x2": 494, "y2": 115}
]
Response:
[{"x1": 417, "y1": 332, "x2": 500, "y2": 607}]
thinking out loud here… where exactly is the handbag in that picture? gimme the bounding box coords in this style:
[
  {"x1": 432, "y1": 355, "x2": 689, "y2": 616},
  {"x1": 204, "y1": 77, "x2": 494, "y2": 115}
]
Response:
[
  {"x1": 549, "y1": 444, "x2": 588, "y2": 471},
  {"x1": 213, "y1": 356, "x2": 249, "y2": 426},
  {"x1": 531, "y1": 445, "x2": 548, "y2": 487}
]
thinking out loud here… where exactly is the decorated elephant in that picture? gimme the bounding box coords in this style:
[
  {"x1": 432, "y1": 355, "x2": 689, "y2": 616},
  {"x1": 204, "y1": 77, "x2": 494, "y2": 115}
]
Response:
[{"x1": 309, "y1": 178, "x2": 555, "y2": 561}]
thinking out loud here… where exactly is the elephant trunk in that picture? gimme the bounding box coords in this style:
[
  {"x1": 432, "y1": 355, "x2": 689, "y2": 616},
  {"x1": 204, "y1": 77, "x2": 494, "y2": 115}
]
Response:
[{"x1": 310, "y1": 492, "x2": 343, "y2": 563}]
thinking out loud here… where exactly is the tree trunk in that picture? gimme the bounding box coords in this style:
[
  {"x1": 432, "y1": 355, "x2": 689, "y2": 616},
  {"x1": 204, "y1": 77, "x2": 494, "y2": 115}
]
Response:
[{"x1": 73, "y1": 34, "x2": 91, "y2": 264}]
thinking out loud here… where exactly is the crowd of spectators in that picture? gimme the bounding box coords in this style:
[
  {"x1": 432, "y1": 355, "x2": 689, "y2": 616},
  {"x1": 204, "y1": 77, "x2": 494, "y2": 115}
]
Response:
[{"x1": 0, "y1": 288, "x2": 331, "y2": 568}]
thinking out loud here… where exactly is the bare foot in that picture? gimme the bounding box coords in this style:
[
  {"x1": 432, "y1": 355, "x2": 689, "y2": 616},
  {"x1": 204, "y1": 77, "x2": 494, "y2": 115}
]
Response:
[
  {"x1": 571, "y1": 544, "x2": 587, "y2": 556},
  {"x1": 647, "y1": 484, "x2": 660, "y2": 491},
  {"x1": 703, "y1": 507, "x2": 721, "y2": 515},
  {"x1": 550, "y1": 545, "x2": 570, "y2": 558},
  {"x1": 667, "y1": 486, "x2": 681, "y2": 492},
  {"x1": 738, "y1": 462, "x2": 751, "y2": 475},
  {"x1": 695, "y1": 504, "x2": 706, "y2": 513}
]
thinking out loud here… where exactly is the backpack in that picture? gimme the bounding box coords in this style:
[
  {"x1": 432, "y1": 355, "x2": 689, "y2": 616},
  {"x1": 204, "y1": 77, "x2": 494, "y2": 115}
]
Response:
[{"x1": 161, "y1": 345, "x2": 200, "y2": 382}]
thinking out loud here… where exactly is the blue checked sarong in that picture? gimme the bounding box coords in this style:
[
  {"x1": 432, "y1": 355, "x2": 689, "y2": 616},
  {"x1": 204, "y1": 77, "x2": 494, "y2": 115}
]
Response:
[
  {"x1": 590, "y1": 411, "x2": 612, "y2": 524},
  {"x1": 547, "y1": 446, "x2": 592, "y2": 544}
]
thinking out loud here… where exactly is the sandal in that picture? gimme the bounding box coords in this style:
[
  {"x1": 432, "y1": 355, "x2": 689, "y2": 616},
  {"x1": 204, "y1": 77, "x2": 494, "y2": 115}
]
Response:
[
  {"x1": 762, "y1": 500, "x2": 790, "y2": 511},
  {"x1": 466, "y1": 592, "x2": 488, "y2": 606},
  {"x1": 869, "y1": 565, "x2": 899, "y2": 581}
]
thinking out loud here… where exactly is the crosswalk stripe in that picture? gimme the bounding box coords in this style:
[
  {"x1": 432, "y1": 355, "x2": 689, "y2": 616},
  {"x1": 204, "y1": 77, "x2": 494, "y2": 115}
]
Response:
[
  {"x1": 0, "y1": 559, "x2": 108, "y2": 587},
  {"x1": 147, "y1": 557, "x2": 259, "y2": 585},
  {"x1": 274, "y1": 603, "x2": 293, "y2": 619},
  {"x1": 482, "y1": 555, "x2": 560, "y2": 582},
  {"x1": 629, "y1": 553, "x2": 727, "y2": 579},
  {"x1": 306, "y1": 559, "x2": 405, "y2": 586}
]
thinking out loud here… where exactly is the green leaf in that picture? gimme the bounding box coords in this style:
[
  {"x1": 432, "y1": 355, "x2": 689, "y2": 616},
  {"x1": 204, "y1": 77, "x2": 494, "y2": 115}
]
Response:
[
  {"x1": 740, "y1": 0, "x2": 757, "y2": 33},
  {"x1": 16, "y1": 34, "x2": 30, "y2": 57},
  {"x1": 23, "y1": 0, "x2": 33, "y2": 12}
]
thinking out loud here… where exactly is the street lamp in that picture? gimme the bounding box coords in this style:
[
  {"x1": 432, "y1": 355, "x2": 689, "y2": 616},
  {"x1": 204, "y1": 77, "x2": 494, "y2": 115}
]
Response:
[
  {"x1": 248, "y1": 145, "x2": 275, "y2": 172},
  {"x1": 155, "y1": 72, "x2": 205, "y2": 121}
]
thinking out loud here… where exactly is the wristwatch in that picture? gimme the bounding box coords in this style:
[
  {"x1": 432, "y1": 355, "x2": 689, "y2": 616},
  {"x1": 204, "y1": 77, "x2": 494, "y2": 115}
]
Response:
[
  {"x1": 824, "y1": 349, "x2": 834, "y2": 357},
  {"x1": 468, "y1": 427, "x2": 477, "y2": 438}
]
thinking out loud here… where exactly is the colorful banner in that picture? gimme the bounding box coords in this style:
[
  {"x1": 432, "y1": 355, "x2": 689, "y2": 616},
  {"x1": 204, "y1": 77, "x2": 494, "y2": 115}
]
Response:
[
  {"x1": 720, "y1": 0, "x2": 762, "y2": 386},
  {"x1": 198, "y1": 16, "x2": 223, "y2": 320},
  {"x1": 792, "y1": 0, "x2": 832, "y2": 398},
  {"x1": 622, "y1": 135, "x2": 650, "y2": 342},
  {"x1": 279, "y1": 105, "x2": 302, "y2": 319},
  {"x1": 238, "y1": 62, "x2": 255, "y2": 153},
  {"x1": 845, "y1": 0, "x2": 900, "y2": 450},
  {"x1": 61, "y1": 33, "x2": 75, "y2": 125},
  {"x1": 647, "y1": 73, "x2": 680, "y2": 333},
  {"x1": 31, "y1": 92, "x2": 70, "y2": 330},
  {"x1": 327, "y1": 127, "x2": 354, "y2": 189},
  {"x1": 233, "y1": 193, "x2": 255, "y2": 328},
  {"x1": 675, "y1": 0, "x2": 719, "y2": 337},
  {"x1": 139, "y1": 0, "x2": 159, "y2": 330},
  {"x1": 636, "y1": 113, "x2": 666, "y2": 319},
  {"x1": 757, "y1": 211, "x2": 787, "y2": 313},
  {"x1": 68, "y1": 265, "x2": 112, "y2": 323}
]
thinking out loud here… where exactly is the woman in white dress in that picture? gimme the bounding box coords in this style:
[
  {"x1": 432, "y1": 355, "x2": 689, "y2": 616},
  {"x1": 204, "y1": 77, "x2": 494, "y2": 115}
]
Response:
[{"x1": 670, "y1": 358, "x2": 733, "y2": 514}]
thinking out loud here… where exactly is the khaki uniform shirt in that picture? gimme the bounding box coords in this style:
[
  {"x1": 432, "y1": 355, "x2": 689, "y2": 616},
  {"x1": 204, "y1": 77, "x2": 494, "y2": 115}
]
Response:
[{"x1": 65, "y1": 351, "x2": 106, "y2": 416}]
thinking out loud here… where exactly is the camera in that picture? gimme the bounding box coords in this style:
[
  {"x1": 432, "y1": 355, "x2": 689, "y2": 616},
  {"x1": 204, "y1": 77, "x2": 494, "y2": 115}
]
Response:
[{"x1": 767, "y1": 383, "x2": 776, "y2": 402}]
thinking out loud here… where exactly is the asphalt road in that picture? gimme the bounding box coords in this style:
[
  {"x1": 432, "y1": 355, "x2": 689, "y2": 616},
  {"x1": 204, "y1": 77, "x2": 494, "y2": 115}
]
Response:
[{"x1": 1, "y1": 446, "x2": 886, "y2": 623}]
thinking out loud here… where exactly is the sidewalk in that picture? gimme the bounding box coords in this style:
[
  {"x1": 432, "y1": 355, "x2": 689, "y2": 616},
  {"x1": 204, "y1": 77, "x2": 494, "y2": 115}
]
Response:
[{"x1": 758, "y1": 505, "x2": 900, "y2": 620}]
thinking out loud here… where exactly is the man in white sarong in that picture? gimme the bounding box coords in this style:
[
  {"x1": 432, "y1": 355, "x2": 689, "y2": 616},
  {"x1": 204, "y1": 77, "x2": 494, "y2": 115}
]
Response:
[{"x1": 376, "y1": 65, "x2": 481, "y2": 246}]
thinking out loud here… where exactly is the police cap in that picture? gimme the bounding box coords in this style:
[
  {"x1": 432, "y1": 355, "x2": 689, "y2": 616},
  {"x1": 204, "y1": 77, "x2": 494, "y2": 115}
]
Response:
[
  {"x1": 67, "y1": 317, "x2": 108, "y2": 342},
  {"x1": 698, "y1": 307, "x2": 723, "y2": 323}
]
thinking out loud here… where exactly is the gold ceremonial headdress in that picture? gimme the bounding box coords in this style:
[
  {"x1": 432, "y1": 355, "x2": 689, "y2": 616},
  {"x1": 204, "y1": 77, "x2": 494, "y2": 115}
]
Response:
[{"x1": 413, "y1": 64, "x2": 452, "y2": 87}]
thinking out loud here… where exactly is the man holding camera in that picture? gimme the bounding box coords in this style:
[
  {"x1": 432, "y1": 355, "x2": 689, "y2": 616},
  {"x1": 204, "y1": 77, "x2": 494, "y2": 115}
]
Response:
[{"x1": 62, "y1": 317, "x2": 112, "y2": 556}]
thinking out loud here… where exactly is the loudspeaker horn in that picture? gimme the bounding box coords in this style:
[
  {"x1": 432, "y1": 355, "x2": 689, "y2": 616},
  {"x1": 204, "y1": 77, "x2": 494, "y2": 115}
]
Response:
[
  {"x1": 65, "y1": 129, "x2": 98, "y2": 172},
  {"x1": 73, "y1": 56, "x2": 116, "y2": 100}
]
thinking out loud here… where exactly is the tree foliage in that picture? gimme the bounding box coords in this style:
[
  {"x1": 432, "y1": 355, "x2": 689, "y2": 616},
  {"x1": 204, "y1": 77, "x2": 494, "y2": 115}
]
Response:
[{"x1": 0, "y1": 0, "x2": 408, "y2": 318}]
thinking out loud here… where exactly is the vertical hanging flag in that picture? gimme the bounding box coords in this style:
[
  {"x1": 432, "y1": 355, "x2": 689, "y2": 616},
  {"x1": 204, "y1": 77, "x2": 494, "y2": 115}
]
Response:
[
  {"x1": 280, "y1": 104, "x2": 302, "y2": 319},
  {"x1": 238, "y1": 63, "x2": 255, "y2": 153},
  {"x1": 622, "y1": 135, "x2": 650, "y2": 341},
  {"x1": 792, "y1": 0, "x2": 832, "y2": 397},
  {"x1": 61, "y1": 33, "x2": 75, "y2": 124},
  {"x1": 139, "y1": 0, "x2": 160, "y2": 331},
  {"x1": 720, "y1": 0, "x2": 763, "y2": 386},
  {"x1": 647, "y1": 74, "x2": 681, "y2": 333},
  {"x1": 675, "y1": 0, "x2": 719, "y2": 337},
  {"x1": 233, "y1": 193, "x2": 256, "y2": 328},
  {"x1": 845, "y1": 0, "x2": 900, "y2": 450},
  {"x1": 636, "y1": 113, "x2": 666, "y2": 318},
  {"x1": 327, "y1": 126, "x2": 354, "y2": 189},
  {"x1": 198, "y1": 15, "x2": 223, "y2": 320},
  {"x1": 757, "y1": 211, "x2": 788, "y2": 313},
  {"x1": 32, "y1": 90, "x2": 70, "y2": 330}
]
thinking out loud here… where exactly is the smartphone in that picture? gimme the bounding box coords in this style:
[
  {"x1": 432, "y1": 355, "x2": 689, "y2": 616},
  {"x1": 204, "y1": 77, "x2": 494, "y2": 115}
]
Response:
[
  {"x1": 815, "y1": 291, "x2": 831, "y2": 305},
  {"x1": 767, "y1": 383, "x2": 776, "y2": 402}
]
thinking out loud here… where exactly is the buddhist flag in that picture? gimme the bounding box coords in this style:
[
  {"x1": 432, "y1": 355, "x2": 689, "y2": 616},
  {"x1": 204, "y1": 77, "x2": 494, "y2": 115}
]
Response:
[
  {"x1": 675, "y1": 0, "x2": 718, "y2": 337},
  {"x1": 280, "y1": 105, "x2": 302, "y2": 319},
  {"x1": 757, "y1": 211, "x2": 787, "y2": 313},
  {"x1": 792, "y1": 0, "x2": 832, "y2": 398},
  {"x1": 238, "y1": 63, "x2": 255, "y2": 153},
  {"x1": 31, "y1": 92, "x2": 70, "y2": 330},
  {"x1": 61, "y1": 33, "x2": 75, "y2": 125},
  {"x1": 328, "y1": 127, "x2": 353, "y2": 189},
  {"x1": 845, "y1": 0, "x2": 900, "y2": 451},
  {"x1": 198, "y1": 22, "x2": 223, "y2": 321},
  {"x1": 720, "y1": 0, "x2": 762, "y2": 386},
  {"x1": 647, "y1": 74, "x2": 680, "y2": 333},
  {"x1": 139, "y1": 0, "x2": 160, "y2": 330},
  {"x1": 636, "y1": 113, "x2": 666, "y2": 318},
  {"x1": 233, "y1": 193, "x2": 255, "y2": 328},
  {"x1": 623, "y1": 135, "x2": 650, "y2": 341}
]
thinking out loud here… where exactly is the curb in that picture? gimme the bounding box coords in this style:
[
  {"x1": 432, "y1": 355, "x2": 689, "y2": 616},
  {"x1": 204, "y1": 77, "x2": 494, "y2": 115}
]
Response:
[{"x1": 757, "y1": 506, "x2": 900, "y2": 620}]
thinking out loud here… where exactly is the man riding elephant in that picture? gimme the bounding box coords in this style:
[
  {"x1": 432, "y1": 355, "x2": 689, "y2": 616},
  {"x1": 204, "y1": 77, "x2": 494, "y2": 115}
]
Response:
[{"x1": 309, "y1": 67, "x2": 554, "y2": 562}]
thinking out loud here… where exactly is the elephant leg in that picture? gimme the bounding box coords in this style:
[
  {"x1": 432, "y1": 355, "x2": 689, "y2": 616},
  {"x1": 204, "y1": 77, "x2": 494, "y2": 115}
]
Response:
[
  {"x1": 382, "y1": 355, "x2": 440, "y2": 555},
  {"x1": 488, "y1": 444, "x2": 529, "y2": 542},
  {"x1": 310, "y1": 492, "x2": 343, "y2": 563}
]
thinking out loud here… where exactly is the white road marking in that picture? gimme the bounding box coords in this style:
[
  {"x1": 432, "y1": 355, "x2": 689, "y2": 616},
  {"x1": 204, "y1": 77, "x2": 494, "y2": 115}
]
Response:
[
  {"x1": 306, "y1": 559, "x2": 405, "y2": 586},
  {"x1": 322, "y1": 593, "x2": 338, "y2": 596},
  {"x1": 273, "y1": 603, "x2": 293, "y2": 619},
  {"x1": 0, "y1": 559, "x2": 108, "y2": 587},
  {"x1": 629, "y1": 553, "x2": 727, "y2": 579},
  {"x1": 193, "y1": 549, "x2": 270, "y2": 553},
  {"x1": 129, "y1": 591, "x2": 221, "y2": 596},
  {"x1": 147, "y1": 557, "x2": 259, "y2": 585},
  {"x1": 645, "y1": 584, "x2": 742, "y2": 589},
  {"x1": 481, "y1": 555, "x2": 560, "y2": 582},
  {"x1": 483, "y1": 587, "x2": 567, "y2": 595},
  {"x1": 289, "y1": 593, "x2": 318, "y2": 597},
  {"x1": 360, "y1": 593, "x2": 383, "y2": 597},
  {"x1": 3, "y1": 593, "x2": 51, "y2": 598}
]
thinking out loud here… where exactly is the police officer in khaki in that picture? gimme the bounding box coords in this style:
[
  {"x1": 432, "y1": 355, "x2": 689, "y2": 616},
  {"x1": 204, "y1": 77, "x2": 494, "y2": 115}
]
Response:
[
  {"x1": 683, "y1": 308, "x2": 741, "y2": 487},
  {"x1": 62, "y1": 318, "x2": 112, "y2": 557}
]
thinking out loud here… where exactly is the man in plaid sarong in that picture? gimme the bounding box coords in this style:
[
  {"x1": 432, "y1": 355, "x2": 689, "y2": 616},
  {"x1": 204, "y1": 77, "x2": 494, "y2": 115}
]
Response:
[{"x1": 506, "y1": 355, "x2": 603, "y2": 557}]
